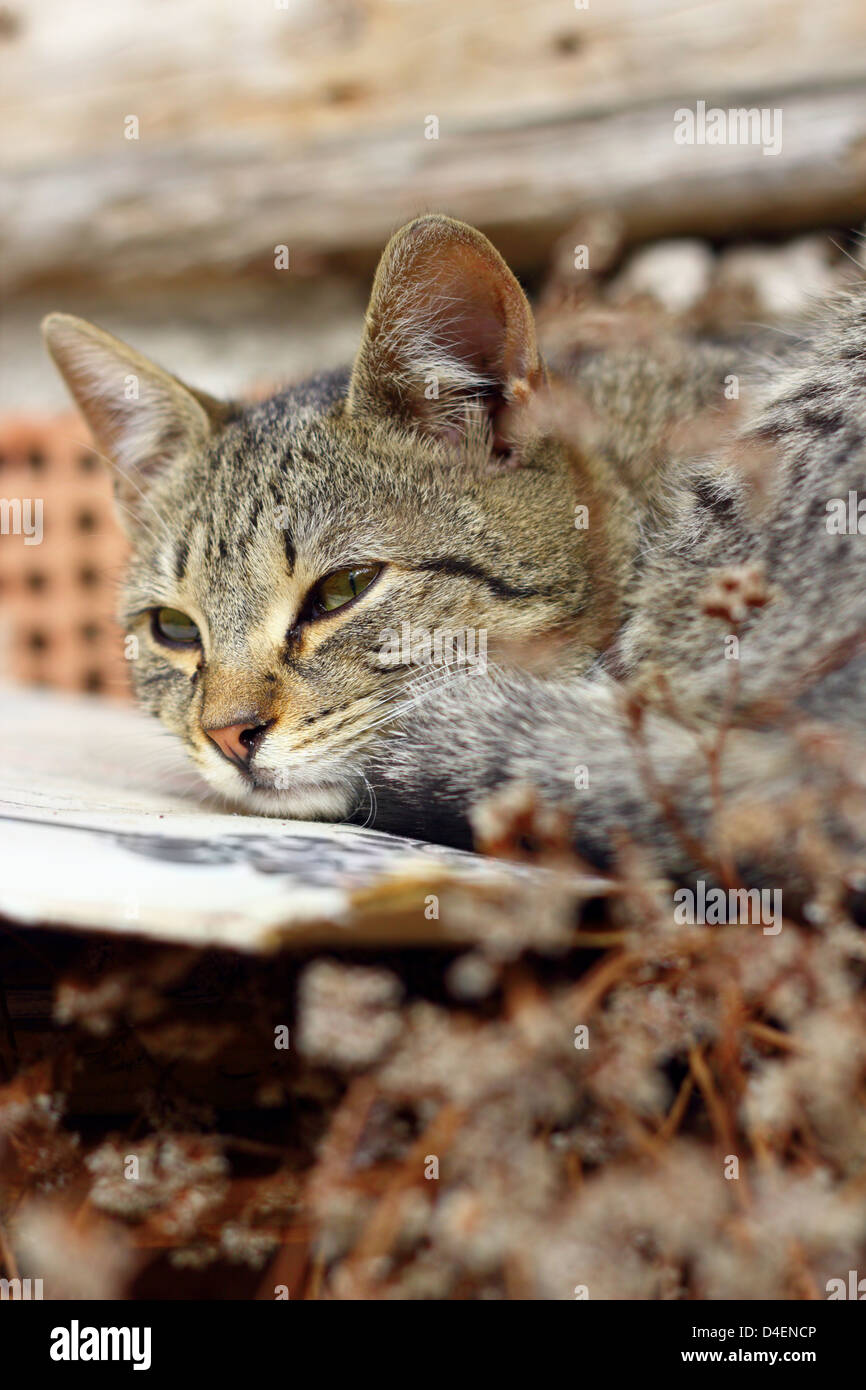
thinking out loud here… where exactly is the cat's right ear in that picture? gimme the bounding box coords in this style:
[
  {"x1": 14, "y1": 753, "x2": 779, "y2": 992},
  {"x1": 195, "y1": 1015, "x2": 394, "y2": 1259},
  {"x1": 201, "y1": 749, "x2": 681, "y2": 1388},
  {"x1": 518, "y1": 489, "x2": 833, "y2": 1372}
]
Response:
[{"x1": 42, "y1": 313, "x2": 234, "y2": 537}]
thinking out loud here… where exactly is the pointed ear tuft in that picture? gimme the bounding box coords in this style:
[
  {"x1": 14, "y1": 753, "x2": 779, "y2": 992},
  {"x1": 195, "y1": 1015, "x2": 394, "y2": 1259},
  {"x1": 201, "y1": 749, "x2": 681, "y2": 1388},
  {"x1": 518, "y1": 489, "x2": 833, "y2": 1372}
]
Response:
[
  {"x1": 42, "y1": 313, "x2": 233, "y2": 535},
  {"x1": 347, "y1": 216, "x2": 543, "y2": 452}
]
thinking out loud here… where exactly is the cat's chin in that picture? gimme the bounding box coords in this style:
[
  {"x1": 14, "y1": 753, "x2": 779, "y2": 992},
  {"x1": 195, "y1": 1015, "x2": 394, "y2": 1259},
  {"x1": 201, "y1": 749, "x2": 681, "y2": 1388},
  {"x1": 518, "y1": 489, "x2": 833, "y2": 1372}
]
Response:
[
  {"x1": 192, "y1": 744, "x2": 362, "y2": 821},
  {"x1": 239, "y1": 780, "x2": 355, "y2": 821},
  {"x1": 202, "y1": 770, "x2": 358, "y2": 822}
]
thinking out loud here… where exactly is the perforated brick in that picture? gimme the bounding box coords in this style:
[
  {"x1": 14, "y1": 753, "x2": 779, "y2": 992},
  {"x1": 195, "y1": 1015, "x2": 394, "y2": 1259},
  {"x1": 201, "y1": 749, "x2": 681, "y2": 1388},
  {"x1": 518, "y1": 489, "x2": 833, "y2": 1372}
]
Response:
[{"x1": 0, "y1": 414, "x2": 131, "y2": 699}]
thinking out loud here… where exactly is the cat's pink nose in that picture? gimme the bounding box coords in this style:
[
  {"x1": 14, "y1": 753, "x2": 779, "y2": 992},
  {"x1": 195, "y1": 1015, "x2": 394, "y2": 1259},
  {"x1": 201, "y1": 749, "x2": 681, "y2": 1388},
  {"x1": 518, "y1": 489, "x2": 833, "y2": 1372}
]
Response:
[{"x1": 206, "y1": 721, "x2": 266, "y2": 767}]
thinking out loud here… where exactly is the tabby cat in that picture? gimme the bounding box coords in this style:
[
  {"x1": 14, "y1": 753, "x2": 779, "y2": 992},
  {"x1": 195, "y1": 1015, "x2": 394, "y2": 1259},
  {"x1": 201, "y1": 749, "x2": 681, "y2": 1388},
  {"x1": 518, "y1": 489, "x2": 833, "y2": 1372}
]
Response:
[{"x1": 43, "y1": 216, "x2": 866, "y2": 887}]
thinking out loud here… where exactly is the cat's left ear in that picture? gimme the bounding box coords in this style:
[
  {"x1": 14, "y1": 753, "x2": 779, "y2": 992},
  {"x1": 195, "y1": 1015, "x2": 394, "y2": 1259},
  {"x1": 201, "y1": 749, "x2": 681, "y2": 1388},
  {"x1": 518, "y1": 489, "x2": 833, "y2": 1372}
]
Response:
[
  {"x1": 347, "y1": 215, "x2": 544, "y2": 452},
  {"x1": 42, "y1": 313, "x2": 234, "y2": 536}
]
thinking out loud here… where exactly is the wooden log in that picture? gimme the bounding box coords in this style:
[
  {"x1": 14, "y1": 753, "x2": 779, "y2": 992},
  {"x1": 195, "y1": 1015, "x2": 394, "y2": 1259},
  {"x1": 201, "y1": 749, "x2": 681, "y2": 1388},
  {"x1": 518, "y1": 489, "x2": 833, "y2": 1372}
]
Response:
[{"x1": 2, "y1": 0, "x2": 866, "y2": 289}]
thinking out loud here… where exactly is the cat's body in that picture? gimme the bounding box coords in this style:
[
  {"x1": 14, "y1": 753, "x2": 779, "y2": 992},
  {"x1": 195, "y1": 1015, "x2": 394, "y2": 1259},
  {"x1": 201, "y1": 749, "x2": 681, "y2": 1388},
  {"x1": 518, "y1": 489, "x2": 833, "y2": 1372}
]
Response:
[{"x1": 43, "y1": 216, "x2": 866, "y2": 893}]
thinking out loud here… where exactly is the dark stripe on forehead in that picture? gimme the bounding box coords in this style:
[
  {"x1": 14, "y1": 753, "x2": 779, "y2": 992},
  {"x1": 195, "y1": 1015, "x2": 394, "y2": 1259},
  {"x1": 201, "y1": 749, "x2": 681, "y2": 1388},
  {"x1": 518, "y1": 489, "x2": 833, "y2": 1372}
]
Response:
[
  {"x1": 414, "y1": 557, "x2": 550, "y2": 601},
  {"x1": 283, "y1": 527, "x2": 296, "y2": 574},
  {"x1": 174, "y1": 535, "x2": 190, "y2": 580}
]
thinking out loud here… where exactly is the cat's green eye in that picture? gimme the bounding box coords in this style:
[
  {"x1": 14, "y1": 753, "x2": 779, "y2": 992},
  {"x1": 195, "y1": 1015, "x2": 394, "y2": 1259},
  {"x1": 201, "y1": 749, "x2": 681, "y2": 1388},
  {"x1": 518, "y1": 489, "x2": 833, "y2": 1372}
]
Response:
[
  {"x1": 152, "y1": 607, "x2": 201, "y2": 646},
  {"x1": 313, "y1": 565, "x2": 380, "y2": 615}
]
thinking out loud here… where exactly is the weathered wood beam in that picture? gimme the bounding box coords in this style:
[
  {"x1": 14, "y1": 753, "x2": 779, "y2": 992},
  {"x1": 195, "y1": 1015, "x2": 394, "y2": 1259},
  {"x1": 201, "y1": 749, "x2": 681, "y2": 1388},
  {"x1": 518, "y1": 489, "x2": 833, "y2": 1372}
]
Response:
[{"x1": 2, "y1": 0, "x2": 866, "y2": 288}]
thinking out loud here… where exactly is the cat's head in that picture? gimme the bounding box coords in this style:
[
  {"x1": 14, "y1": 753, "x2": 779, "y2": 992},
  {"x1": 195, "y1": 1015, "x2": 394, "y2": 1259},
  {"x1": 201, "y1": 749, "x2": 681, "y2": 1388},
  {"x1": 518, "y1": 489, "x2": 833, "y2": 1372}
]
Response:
[{"x1": 43, "y1": 216, "x2": 606, "y2": 820}]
